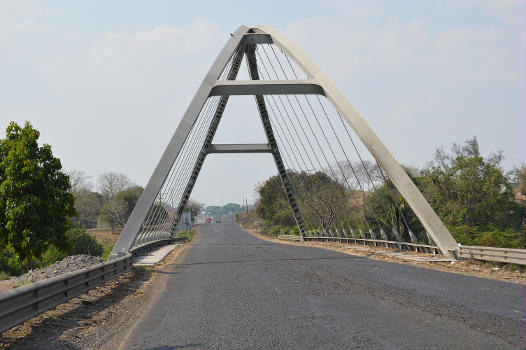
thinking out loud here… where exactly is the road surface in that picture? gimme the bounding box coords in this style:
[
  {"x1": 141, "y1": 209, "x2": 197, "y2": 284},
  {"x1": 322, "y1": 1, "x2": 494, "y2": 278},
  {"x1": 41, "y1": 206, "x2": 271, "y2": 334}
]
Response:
[{"x1": 118, "y1": 223, "x2": 525, "y2": 349}]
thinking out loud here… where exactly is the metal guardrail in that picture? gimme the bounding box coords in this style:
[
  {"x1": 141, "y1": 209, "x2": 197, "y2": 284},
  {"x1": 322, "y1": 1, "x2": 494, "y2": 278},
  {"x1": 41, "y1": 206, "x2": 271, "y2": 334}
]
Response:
[
  {"x1": 458, "y1": 245, "x2": 526, "y2": 265},
  {"x1": 277, "y1": 234, "x2": 302, "y2": 241},
  {"x1": 0, "y1": 254, "x2": 132, "y2": 333},
  {"x1": 0, "y1": 237, "x2": 178, "y2": 334},
  {"x1": 303, "y1": 236, "x2": 440, "y2": 254},
  {"x1": 304, "y1": 237, "x2": 526, "y2": 265}
]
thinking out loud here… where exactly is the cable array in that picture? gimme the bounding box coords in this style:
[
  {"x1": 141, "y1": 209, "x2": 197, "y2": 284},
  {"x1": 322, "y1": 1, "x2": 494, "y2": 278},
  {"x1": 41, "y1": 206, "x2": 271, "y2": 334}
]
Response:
[
  {"x1": 251, "y1": 44, "x2": 424, "y2": 243},
  {"x1": 130, "y1": 42, "x2": 430, "y2": 248},
  {"x1": 131, "y1": 56, "x2": 239, "y2": 247}
]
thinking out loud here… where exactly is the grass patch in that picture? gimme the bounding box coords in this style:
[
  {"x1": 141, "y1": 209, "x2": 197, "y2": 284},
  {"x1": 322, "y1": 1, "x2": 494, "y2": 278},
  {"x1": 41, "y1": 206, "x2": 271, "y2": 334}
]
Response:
[
  {"x1": 101, "y1": 243, "x2": 114, "y2": 261},
  {"x1": 0, "y1": 271, "x2": 10, "y2": 281},
  {"x1": 173, "y1": 229, "x2": 195, "y2": 241},
  {"x1": 12, "y1": 278, "x2": 33, "y2": 288}
]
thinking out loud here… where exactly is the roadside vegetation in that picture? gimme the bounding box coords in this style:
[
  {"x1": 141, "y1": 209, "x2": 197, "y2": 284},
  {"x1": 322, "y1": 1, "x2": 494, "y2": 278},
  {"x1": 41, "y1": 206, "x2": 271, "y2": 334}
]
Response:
[
  {"x1": 0, "y1": 122, "x2": 108, "y2": 277},
  {"x1": 0, "y1": 122, "x2": 198, "y2": 279},
  {"x1": 239, "y1": 137, "x2": 525, "y2": 249},
  {"x1": 1, "y1": 121, "x2": 524, "y2": 280},
  {"x1": 205, "y1": 203, "x2": 246, "y2": 216},
  {"x1": 173, "y1": 229, "x2": 196, "y2": 241}
]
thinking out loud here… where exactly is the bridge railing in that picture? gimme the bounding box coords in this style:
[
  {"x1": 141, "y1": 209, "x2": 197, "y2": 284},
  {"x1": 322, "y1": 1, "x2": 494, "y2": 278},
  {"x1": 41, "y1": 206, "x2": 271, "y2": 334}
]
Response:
[
  {"x1": 458, "y1": 245, "x2": 526, "y2": 265},
  {"x1": 303, "y1": 236, "x2": 440, "y2": 254},
  {"x1": 303, "y1": 236, "x2": 526, "y2": 265}
]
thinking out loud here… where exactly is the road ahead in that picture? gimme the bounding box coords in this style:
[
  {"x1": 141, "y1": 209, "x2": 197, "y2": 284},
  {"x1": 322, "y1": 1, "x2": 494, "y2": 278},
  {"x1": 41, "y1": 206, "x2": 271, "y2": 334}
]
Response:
[{"x1": 119, "y1": 223, "x2": 525, "y2": 349}]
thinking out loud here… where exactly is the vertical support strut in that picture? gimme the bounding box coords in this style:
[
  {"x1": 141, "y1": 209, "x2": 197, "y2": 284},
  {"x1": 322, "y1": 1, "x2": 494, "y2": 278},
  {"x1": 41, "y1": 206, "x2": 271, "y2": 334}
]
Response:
[
  {"x1": 171, "y1": 47, "x2": 246, "y2": 231},
  {"x1": 245, "y1": 45, "x2": 307, "y2": 238}
]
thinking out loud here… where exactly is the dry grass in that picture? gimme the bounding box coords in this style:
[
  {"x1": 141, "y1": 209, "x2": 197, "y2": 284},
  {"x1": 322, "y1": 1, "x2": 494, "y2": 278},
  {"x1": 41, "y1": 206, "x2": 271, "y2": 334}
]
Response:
[{"x1": 86, "y1": 228, "x2": 121, "y2": 246}]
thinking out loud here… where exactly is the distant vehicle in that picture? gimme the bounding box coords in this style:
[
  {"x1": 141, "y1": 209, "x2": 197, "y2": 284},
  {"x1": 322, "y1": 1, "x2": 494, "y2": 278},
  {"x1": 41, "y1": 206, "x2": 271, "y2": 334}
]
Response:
[
  {"x1": 215, "y1": 220, "x2": 221, "y2": 223},
  {"x1": 205, "y1": 218, "x2": 212, "y2": 224}
]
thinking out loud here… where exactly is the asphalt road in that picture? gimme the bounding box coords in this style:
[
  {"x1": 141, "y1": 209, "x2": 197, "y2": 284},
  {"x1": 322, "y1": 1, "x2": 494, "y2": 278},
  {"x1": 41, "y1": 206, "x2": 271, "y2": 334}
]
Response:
[{"x1": 119, "y1": 223, "x2": 525, "y2": 350}]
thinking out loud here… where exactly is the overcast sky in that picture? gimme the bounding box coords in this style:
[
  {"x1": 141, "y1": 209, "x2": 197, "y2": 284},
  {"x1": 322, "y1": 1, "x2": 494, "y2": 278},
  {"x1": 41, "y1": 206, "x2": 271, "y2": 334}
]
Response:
[{"x1": 1, "y1": 0, "x2": 524, "y2": 206}]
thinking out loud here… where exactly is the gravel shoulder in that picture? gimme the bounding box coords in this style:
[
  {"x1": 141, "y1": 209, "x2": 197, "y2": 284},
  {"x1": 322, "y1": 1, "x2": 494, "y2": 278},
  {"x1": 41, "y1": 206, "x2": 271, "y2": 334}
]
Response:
[
  {"x1": 0, "y1": 237, "x2": 196, "y2": 350},
  {"x1": 0, "y1": 255, "x2": 105, "y2": 293},
  {"x1": 238, "y1": 225, "x2": 526, "y2": 285}
]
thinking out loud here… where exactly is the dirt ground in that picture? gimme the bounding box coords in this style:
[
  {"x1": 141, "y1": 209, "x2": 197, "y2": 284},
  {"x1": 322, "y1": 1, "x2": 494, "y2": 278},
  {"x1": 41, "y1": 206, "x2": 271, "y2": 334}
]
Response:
[
  {"x1": 0, "y1": 236, "x2": 195, "y2": 350},
  {"x1": 239, "y1": 225, "x2": 526, "y2": 285},
  {"x1": 0, "y1": 278, "x2": 20, "y2": 293},
  {"x1": 85, "y1": 228, "x2": 121, "y2": 246}
]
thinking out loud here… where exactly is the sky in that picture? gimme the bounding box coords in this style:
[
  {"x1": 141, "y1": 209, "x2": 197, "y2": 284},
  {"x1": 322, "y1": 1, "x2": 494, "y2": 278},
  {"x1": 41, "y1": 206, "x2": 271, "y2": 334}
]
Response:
[{"x1": 1, "y1": 0, "x2": 524, "y2": 206}]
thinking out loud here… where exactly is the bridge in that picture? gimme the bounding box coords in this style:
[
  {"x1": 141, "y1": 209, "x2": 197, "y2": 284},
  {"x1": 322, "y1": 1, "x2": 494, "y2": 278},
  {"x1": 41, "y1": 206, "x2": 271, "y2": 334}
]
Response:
[
  {"x1": 1, "y1": 25, "x2": 525, "y2": 349},
  {"x1": 109, "y1": 24, "x2": 458, "y2": 260}
]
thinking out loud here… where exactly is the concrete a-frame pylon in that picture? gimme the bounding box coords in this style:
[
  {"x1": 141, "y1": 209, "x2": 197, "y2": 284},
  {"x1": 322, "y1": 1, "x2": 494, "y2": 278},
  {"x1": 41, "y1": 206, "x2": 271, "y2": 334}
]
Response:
[{"x1": 110, "y1": 25, "x2": 459, "y2": 259}]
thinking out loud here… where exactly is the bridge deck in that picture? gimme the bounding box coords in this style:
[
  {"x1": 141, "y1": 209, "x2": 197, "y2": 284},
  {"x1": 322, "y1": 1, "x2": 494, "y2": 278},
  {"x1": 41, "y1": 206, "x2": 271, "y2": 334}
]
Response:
[{"x1": 119, "y1": 223, "x2": 525, "y2": 349}]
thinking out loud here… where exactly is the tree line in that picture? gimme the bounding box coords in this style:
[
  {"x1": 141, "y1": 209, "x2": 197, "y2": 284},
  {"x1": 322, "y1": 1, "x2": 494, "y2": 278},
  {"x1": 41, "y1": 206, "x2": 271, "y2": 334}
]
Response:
[
  {"x1": 0, "y1": 121, "x2": 200, "y2": 276},
  {"x1": 69, "y1": 170, "x2": 142, "y2": 232},
  {"x1": 252, "y1": 137, "x2": 525, "y2": 248},
  {"x1": 0, "y1": 122, "x2": 109, "y2": 275},
  {"x1": 205, "y1": 203, "x2": 246, "y2": 216}
]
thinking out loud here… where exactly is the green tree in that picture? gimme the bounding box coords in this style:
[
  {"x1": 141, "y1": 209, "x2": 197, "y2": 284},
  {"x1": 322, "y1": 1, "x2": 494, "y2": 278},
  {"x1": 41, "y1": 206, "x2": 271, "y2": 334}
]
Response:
[
  {"x1": 100, "y1": 186, "x2": 143, "y2": 232},
  {"x1": 0, "y1": 122, "x2": 76, "y2": 269},
  {"x1": 115, "y1": 186, "x2": 142, "y2": 218},
  {"x1": 508, "y1": 165, "x2": 526, "y2": 195},
  {"x1": 421, "y1": 137, "x2": 523, "y2": 230},
  {"x1": 64, "y1": 227, "x2": 104, "y2": 256},
  {"x1": 185, "y1": 199, "x2": 204, "y2": 222},
  {"x1": 223, "y1": 203, "x2": 242, "y2": 214},
  {"x1": 256, "y1": 174, "x2": 295, "y2": 227},
  {"x1": 0, "y1": 245, "x2": 26, "y2": 276},
  {"x1": 365, "y1": 170, "x2": 425, "y2": 242},
  {"x1": 255, "y1": 171, "x2": 353, "y2": 231}
]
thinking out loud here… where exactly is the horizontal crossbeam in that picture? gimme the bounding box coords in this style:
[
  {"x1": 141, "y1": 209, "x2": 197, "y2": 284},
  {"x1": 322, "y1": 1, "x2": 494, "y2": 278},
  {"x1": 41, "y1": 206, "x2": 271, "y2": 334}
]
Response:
[
  {"x1": 240, "y1": 33, "x2": 273, "y2": 45},
  {"x1": 210, "y1": 80, "x2": 324, "y2": 96},
  {"x1": 206, "y1": 143, "x2": 272, "y2": 154}
]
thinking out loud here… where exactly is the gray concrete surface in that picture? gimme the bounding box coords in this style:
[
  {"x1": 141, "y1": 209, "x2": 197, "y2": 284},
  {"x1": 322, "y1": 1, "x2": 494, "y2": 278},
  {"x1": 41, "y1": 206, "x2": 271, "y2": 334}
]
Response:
[
  {"x1": 132, "y1": 244, "x2": 180, "y2": 267},
  {"x1": 119, "y1": 223, "x2": 525, "y2": 350}
]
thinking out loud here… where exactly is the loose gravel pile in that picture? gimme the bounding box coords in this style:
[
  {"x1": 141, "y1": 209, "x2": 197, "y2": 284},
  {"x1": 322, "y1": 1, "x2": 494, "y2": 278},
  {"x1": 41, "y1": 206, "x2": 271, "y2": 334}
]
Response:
[{"x1": 21, "y1": 255, "x2": 104, "y2": 284}]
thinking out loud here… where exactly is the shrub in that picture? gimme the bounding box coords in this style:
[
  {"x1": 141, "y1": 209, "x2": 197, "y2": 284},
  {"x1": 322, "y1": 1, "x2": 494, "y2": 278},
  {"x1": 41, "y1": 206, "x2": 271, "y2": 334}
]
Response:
[
  {"x1": 0, "y1": 228, "x2": 104, "y2": 278},
  {"x1": 174, "y1": 230, "x2": 194, "y2": 240},
  {"x1": 269, "y1": 225, "x2": 282, "y2": 237},
  {"x1": 65, "y1": 227, "x2": 104, "y2": 256},
  {"x1": 448, "y1": 225, "x2": 525, "y2": 249},
  {"x1": 448, "y1": 225, "x2": 479, "y2": 246},
  {"x1": 0, "y1": 271, "x2": 10, "y2": 280},
  {"x1": 101, "y1": 243, "x2": 114, "y2": 261},
  {"x1": 38, "y1": 244, "x2": 67, "y2": 268},
  {"x1": 0, "y1": 245, "x2": 26, "y2": 276}
]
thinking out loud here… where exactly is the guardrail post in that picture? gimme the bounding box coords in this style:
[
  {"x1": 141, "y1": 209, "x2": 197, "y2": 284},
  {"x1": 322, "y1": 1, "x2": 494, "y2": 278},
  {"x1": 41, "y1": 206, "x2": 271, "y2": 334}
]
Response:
[{"x1": 32, "y1": 288, "x2": 39, "y2": 314}]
